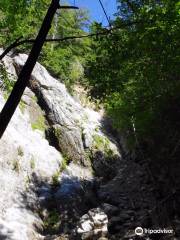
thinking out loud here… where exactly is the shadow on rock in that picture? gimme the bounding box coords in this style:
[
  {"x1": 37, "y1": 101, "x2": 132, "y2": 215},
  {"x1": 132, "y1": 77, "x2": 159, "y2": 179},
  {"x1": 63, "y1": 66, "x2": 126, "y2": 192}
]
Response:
[
  {"x1": 0, "y1": 224, "x2": 14, "y2": 240},
  {"x1": 19, "y1": 170, "x2": 104, "y2": 239}
]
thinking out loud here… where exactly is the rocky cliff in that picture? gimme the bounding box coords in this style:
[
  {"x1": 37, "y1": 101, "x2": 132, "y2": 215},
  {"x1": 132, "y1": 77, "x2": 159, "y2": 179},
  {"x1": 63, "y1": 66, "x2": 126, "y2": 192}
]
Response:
[
  {"x1": 0, "y1": 51, "x2": 177, "y2": 240},
  {"x1": 0, "y1": 51, "x2": 122, "y2": 240}
]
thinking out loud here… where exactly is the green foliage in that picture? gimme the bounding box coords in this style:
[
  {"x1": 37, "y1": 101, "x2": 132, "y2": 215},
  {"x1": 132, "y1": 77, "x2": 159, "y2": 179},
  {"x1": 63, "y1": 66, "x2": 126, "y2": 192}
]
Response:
[
  {"x1": 0, "y1": 63, "x2": 14, "y2": 93},
  {"x1": 0, "y1": 1, "x2": 90, "y2": 89},
  {"x1": 60, "y1": 157, "x2": 68, "y2": 172},
  {"x1": 40, "y1": 7, "x2": 90, "y2": 89},
  {"x1": 93, "y1": 134, "x2": 113, "y2": 157},
  {"x1": 43, "y1": 210, "x2": 60, "y2": 233},
  {"x1": 52, "y1": 170, "x2": 60, "y2": 186},
  {"x1": 17, "y1": 146, "x2": 24, "y2": 157},
  {"x1": 86, "y1": 0, "x2": 180, "y2": 151},
  {"x1": 12, "y1": 159, "x2": 20, "y2": 173},
  {"x1": 19, "y1": 100, "x2": 26, "y2": 113},
  {"x1": 69, "y1": 57, "x2": 84, "y2": 83},
  {"x1": 25, "y1": 175, "x2": 31, "y2": 190},
  {"x1": 53, "y1": 126, "x2": 61, "y2": 139},
  {"x1": 1, "y1": 0, "x2": 179, "y2": 159},
  {"x1": 31, "y1": 114, "x2": 46, "y2": 132},
  {"x1": 30, "y1": 156, "x2": 36, "y2": 170},
  {"x1": 0, "y1": 0, "x2": 51, "y2": 45},
  {"x1": 52, "y1": 157, "x2": 68, "y2": 185}
]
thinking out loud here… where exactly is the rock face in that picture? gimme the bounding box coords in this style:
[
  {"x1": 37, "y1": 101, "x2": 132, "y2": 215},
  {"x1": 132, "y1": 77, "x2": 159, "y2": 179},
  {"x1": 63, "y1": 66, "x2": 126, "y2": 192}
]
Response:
[
  {"x1": 1, "y1": 52, "x2": 170, "y2": 240},
  {"x1": 0, "y1": 92, "x2": 63, "y2": 239},
  {"x1": 0, "y1": 51, "x2": 65, "y2": 240},
  {"x1": 0, "y1": 52, "x2": 122, "y2": 240},
  {"x1": 13, "y1": 54, "x2": 121, "y2": 175}
]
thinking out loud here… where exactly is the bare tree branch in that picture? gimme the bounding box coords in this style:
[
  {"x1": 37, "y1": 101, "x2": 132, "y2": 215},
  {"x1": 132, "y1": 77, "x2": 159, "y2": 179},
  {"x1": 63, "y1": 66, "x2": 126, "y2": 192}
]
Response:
[
  {"x1": 0, "y1": 20, "x2": 143, "y2": 61},
  {"x1": 0, "y1": 37, "x2": 23, "y2": 60}
]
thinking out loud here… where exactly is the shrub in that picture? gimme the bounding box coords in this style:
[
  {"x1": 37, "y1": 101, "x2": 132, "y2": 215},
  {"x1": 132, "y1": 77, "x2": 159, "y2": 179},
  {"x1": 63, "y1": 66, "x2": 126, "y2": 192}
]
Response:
[{"x1": 31, "y1": 114, "x2": 46, "y2": 132}]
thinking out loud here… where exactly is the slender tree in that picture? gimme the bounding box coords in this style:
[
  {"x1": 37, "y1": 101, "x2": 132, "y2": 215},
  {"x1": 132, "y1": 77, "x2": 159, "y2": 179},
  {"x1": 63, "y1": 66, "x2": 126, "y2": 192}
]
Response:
[{"x1": 0, "y1": 0, "x2": 60, "y2": 138}]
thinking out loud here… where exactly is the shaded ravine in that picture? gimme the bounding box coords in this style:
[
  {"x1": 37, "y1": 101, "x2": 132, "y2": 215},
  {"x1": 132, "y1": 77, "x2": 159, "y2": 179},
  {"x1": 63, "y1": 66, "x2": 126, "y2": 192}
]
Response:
[
  {"x1": 1, "y1": 52, "x2": 179, "y2": 240},
  {"x1": 12, "y1": 52, "x2": 123, "y2": 239},
  {"x1": 24, "y1": 137, "x2": 176, "y2": 240}
]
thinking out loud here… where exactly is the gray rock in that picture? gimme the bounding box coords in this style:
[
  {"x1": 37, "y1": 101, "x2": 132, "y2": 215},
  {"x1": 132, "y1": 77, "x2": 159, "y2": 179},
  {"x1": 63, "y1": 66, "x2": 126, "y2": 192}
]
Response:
[
  {"x1": 76, "y1": 208, "x2": 108, "y2": 239},
  {"x1": 0, "y1": 59, "x2": 63, "y2": 239},
  {"x1": 0, "y1": 53, "x2": 127, "y2": 240},
  {"x1": 13, "y1": 54, "x2": 122, "y2": 169}
]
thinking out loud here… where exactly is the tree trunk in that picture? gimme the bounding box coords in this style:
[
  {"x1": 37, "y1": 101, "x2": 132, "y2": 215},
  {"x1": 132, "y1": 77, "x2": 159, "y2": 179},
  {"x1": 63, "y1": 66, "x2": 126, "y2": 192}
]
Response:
[{"x1": 0, "y1": 0, "x2": 59, "y2": 138}]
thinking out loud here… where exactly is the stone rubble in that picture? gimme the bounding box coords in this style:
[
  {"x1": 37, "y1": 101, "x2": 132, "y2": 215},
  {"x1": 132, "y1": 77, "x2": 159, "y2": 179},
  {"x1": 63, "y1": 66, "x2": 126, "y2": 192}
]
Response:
[
  {"x1": 0, "y1": 52, "x2": 121, "y2": 240},
  {"x1": 0, "y1": 51, "x2": 178, "y2": 240},
  {"x1": 75, "y1": 208, "x2": 108, "y2": 240}
]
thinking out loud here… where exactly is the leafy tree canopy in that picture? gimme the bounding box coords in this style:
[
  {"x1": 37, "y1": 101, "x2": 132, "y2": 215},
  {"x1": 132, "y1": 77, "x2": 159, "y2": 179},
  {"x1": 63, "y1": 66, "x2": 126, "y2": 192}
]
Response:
[
  {"x1": 86, "y1": 0, "x2": 180, "y2": 152},
  {"x1": 0, "y1": 0, "x2": 180, "y2": 156},
  {"x1": 0, "y1": 0, "x2": 90, "y2": 87}
]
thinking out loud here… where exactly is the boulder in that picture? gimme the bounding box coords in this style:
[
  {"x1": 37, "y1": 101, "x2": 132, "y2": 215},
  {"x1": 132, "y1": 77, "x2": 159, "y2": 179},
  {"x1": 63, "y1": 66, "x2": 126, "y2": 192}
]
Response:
[{"x1": 76, "y1": 208, "x2": 108, "y2": 240}]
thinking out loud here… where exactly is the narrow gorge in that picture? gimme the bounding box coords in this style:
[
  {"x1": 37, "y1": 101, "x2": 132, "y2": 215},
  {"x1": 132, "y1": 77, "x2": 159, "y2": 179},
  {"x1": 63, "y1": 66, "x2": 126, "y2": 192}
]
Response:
[{"x1": 0, "y1": 50, "x2": 179, "y2": 240}]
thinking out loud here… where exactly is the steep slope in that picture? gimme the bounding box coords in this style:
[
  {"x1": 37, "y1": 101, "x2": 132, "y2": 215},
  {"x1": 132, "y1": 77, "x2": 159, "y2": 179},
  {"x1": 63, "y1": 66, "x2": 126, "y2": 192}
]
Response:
[
  {"x1": 0, "y1": 91, "x2": 63, "y2": 239},
  {"x1": 0, "y1": 52, "x2": 122, "y2": 240},
  {"x1": 13, "y1": 54, "x2": 121, "y2": 179},
  {"x1": 1, "y1": 52, "x2": 176, "y2": 240}
]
